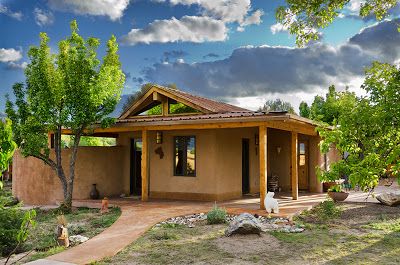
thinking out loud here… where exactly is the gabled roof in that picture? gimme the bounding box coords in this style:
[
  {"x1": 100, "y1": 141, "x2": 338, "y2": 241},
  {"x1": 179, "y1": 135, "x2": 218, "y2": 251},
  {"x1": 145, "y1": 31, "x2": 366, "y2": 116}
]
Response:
[{"x1": 119, "y1": 85, "x2": 250, "y2": 119}]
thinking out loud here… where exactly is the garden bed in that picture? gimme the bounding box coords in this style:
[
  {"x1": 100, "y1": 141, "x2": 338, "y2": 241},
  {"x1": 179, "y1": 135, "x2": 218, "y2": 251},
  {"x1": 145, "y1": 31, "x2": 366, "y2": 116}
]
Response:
[{"x1": 2, "y1": 206, "x2": 121, "y2": 264}]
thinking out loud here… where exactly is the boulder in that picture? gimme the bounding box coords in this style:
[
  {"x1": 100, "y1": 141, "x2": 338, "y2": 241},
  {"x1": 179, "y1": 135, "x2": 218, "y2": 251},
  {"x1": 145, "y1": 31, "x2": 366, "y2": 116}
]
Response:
[
  {"x1": 69, "y1": 235, "x2": 89, "y2": 245},
  {"x1": 376, "y1": 191, "x2": 400, "y2": 206},
  {"x1": 225, "y1": 213, "x2": 263, "y2": 236}
]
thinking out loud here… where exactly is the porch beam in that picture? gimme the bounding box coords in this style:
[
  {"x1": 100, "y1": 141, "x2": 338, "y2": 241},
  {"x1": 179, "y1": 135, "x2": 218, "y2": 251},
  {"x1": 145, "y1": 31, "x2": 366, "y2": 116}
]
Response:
[
  {"x1": 291, "y1": 131, "x2": 299, "y2": 200},
  {"x1": 141, "y1": 129, "x2": 149, "y2": 201},
  {"x1": 259, "y1": 126, "x2": 267, "y2": 209},
  {"x1": 61, "y1": 120, "x2": 317, "y2": 136}
]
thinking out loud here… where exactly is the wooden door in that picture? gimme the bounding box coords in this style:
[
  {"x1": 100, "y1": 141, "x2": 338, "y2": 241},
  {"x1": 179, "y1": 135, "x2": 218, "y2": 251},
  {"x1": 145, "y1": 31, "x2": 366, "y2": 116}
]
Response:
[
  {"x1": 242, "y1": 139, "x2": 250, "y2": 194},
  {"x1": 130, "y1": 138, "x2": 142, "y2": 195},
  {"x1": 298, "y1": 140, "x2": 309, "y2": 190}
]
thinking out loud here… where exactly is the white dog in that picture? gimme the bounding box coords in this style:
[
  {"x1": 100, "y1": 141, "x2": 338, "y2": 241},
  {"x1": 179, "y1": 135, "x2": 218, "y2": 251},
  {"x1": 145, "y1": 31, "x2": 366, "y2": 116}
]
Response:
[{"x1": 264, "y1": 192, "x2": 279, "y2": 214}]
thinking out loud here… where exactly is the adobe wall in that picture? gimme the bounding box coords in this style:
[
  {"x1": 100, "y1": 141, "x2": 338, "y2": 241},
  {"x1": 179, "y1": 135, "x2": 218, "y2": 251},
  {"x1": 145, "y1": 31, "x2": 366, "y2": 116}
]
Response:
[{"x1": 12, "y1": 147, "x2": 125, "y2": 205}]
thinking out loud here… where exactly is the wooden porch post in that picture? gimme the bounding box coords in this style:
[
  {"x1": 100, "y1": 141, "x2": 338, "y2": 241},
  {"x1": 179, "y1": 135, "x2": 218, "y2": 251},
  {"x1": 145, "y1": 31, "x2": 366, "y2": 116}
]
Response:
[
  {"x1": 259, "y1": 126, "x2": 267, "y2": 209},
  {"x1": 141, "y1": 129, "x2": 149, "y2": 201},
  {"x1": 291, "y1": 132, "x2": 299, "y2": 200}
]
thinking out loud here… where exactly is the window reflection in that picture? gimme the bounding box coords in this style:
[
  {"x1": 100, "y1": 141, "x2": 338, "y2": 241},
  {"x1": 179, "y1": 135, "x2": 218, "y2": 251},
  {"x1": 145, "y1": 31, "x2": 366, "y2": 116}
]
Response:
[{"x1": 174, "y1": 136, "x2": 196, "y2": 176}]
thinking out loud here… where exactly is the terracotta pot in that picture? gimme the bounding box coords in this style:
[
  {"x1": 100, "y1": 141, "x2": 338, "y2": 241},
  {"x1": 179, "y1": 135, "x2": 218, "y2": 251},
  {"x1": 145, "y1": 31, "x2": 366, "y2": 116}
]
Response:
[
  {"x1": 328, "y1": 191, "x2": 349, "y2": 202},
  {"x1": 90, "y1": 184, "x2": 99, "y2": 200},
  {"x1": 323, "y1": 182, "x2": 336, "y2": 192}
]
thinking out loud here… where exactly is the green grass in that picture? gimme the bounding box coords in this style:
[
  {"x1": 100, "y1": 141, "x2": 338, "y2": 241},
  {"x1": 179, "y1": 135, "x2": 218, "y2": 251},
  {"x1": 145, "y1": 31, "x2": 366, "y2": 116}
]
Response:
[
  {"x1": 26, "y1": 246, "x2": 66, "y2": 262},
  {"x1": 362, "y1": 217, "x2": 400, "y2": 232},
  {"x1": 23, "y1": 207, "x2": 121, "y2": 262}
]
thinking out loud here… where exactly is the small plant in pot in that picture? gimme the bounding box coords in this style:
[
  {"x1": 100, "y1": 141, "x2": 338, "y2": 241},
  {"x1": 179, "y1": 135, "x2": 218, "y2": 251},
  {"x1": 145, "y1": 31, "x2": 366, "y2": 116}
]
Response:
[{"x1": 328, "y1": 184, "x2": 349, "y2": 202}]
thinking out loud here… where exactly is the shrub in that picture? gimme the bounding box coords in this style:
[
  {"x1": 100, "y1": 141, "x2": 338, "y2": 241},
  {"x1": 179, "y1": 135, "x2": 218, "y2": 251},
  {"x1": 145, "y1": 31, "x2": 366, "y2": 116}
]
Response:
[
  {"x1": 0, "y1": 205, "x2": 25, "y2": 256},
  {"x1": 206, "y1": 203, "x2": 227, "y2": 224},
  {"x1": 315, "y1": 200, "x2": 341, "y2": 221},
  {"x1": 328, "y1": 184, "x2": 343, "y2": 192},
  {"x1": 297, "y1": 199, "x2": 341, "y2": 224}
]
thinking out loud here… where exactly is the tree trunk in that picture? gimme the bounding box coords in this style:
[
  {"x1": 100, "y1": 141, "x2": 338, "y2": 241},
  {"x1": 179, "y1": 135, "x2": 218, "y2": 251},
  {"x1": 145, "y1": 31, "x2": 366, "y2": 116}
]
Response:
[
  {"x1": 64, "y1": 130, "x2": 82, "y2": 209},
  {"x1": 53, "y1": 127, "x2": 69, "y2": 211}
]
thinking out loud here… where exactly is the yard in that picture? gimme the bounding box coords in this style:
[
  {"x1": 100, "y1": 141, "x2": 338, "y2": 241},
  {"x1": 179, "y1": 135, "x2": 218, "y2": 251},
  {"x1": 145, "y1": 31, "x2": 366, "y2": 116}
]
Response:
[
  {"x1": 0, "y1": 181, "x2": 121, "y2": 264},
  {"x1": 99, "y1": 201, "x2": 400, "y2": 265}
]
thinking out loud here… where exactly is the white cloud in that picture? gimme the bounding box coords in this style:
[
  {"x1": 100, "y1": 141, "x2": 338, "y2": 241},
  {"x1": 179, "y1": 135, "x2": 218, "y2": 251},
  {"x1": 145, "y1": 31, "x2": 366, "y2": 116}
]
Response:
[
  {"x1": 237, "y1": 9, "x2": 264, "y2": 31},
  {"x1": 160, "y1": 0, "x2": 251, "y2": 23},
  {"x1": 48, "y1": 0, "x2": 130, "y2": 21},
  {"x1": 0, "y1": 4, "x2": 23, "y2": 20},
  {"x1": 0, "y1": 48, "x2": 22, "y2": 62},
  {"x1": 6, "y1": 61, "x2": 28, "y2": 70},
  {"x1": 121, "y1": 16, "x2": 227, "y2": 45},
  {"x1": 34, "y1": 8, "x2": 54, "y2": 26},
  {"x1": 270, "y1": 22, "x2": 289, "y2": 34},
  {"x1": 348, "y1": 0, "x2": 364, "y2": 13},
  {"x1": 140, "y1": 19, "x2": 400, "y2": 109}
]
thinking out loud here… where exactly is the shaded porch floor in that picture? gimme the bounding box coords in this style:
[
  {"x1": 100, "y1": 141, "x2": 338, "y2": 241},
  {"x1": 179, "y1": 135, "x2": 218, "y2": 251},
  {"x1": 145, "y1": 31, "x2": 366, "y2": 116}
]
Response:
[{"x1": 72, "y1": 191, "x2": 327, "y2": 219}]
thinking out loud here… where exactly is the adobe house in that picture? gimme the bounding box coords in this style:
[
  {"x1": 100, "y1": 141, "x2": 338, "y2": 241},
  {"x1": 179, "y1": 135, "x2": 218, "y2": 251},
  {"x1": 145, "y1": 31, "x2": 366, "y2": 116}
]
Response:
[{"x1": 12, "y1": 85, "x2": 339, "y2": 208}]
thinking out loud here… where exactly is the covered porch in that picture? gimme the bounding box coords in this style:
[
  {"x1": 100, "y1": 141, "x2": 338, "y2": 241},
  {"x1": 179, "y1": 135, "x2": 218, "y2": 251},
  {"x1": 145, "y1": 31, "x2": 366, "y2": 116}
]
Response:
[{"x1": 72, "y1": 192, "x2": 327, "y2": 219}]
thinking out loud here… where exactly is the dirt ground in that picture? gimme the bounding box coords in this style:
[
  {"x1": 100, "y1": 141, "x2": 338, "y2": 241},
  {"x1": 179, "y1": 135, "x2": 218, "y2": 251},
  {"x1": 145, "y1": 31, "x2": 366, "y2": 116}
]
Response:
[{"x1": 99, "y1": 201, "x2": 400, "y2": 265}]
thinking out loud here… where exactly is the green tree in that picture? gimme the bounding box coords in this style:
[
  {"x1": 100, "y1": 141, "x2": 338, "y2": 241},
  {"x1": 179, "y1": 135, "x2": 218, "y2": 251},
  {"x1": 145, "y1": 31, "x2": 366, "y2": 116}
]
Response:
[
  {"x1": 0, "y1": 118, "x2": 16, "y2": 187},
  {"x1": 6, "y1": 20, "x2": 125, "y2": 210},
  {"x1": 258, "y1": 99, "x2": 295, "y2": 114},
  {"x1": 309, "y1": 85, "x2": 356, "y2": 125},
  {"x1": 318, "y1": 62, "x2": 400, "y2": 191},
  {"x1": 299, "y1": 101, "x2": 311, "y2": 118},
  {"x1": 277, "y1": 0, "x2": 398, "y2": 46}
]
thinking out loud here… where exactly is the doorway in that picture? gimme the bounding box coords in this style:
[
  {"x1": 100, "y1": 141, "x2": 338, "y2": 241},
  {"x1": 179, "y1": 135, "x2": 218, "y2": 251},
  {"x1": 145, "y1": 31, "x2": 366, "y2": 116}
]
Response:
[
  {"x1": 130, "y1": 138, "x2": 142, "y2": 195},
  {"x1": 298, "y1": 139, "x2": 309, "y2": 190},
  {"x1": 242, "y1": 138, "x2": 250, "y2": 194}
]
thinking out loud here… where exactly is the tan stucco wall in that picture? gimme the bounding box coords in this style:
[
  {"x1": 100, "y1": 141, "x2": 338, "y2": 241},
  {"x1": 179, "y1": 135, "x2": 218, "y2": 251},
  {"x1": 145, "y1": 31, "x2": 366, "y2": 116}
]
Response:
[
  {"x1": 12, "y1": 147, "x2": 125, "y2": 205},
  {"x1": 147, "y1": 127, "x2": 260, "y2": 201}
]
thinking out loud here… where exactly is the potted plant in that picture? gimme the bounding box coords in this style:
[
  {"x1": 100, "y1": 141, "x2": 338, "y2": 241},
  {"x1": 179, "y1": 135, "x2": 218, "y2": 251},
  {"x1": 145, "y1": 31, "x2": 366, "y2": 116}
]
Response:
[{"x1": 327, "y1": 184, "x2": 349, "y2": 202}]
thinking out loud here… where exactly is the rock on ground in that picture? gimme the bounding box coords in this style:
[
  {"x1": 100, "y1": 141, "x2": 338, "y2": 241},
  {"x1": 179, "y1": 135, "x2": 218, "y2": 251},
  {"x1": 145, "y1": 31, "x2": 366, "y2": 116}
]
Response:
[
  {"x1": 69, "y1": 235, "x2": 89, "y2": 245},
  {"x1": 376, "y1": 191, "x2": 400, "y2": 206},
  {"x1": 225, "y1": 213, "x2": 263, "y2": 236}
]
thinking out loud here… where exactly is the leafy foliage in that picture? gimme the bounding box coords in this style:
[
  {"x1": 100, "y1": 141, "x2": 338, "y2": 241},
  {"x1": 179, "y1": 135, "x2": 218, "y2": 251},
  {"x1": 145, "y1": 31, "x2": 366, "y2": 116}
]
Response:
[
  {"x1": 318, "y1": 62, "x2": 400, "y2": 191},
  {"x1": 299, "y1": 101, "x2": 311, "y2": 118},
  {"x1": 328, "y1": 184, "x2": 342, "y2": 192},
  {"x1": 6, "y1": 20, "x2": 124, "y2": 209},
  {"x1": 206, "y1": 203, "x2": 227, "y2": 225},
  {"x1": 258, "y1": 98, "x2": 295, "y2": 114},
  {"x1": 309, "y1": 85, "x2": 357, "y2": 125},
  {"x1": 0, "y1": 185, "x2": 36, "y2": 258},
  {"x1": 277, "y1": 0, "x2": 398, "y2": 46},
  {"x1": 0, "y1": 118, "x2": 16, "y2": 173},
  {"x1": 299, "y1": 200, "x2": 341, "y2": 223}
]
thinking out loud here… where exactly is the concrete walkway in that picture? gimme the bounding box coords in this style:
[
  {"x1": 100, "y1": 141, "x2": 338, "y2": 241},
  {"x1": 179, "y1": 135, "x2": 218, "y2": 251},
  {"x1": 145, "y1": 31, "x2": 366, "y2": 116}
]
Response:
[{"x1": 28, "y1": 194, "x2": 327, "y2": 265}]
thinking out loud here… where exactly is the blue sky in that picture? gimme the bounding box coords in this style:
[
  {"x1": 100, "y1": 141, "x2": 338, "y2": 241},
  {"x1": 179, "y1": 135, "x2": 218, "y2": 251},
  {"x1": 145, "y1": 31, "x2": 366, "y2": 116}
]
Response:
[{"x1": 1, "y1": 0, "x2": 399, "y2": 113}]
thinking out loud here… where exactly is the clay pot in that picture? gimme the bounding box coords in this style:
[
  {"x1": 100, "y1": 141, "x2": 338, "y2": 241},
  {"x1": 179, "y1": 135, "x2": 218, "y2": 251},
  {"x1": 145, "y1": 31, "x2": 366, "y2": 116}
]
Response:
[
  {"x1": 323, "y1": 182, "x2": 336, "y2": 192},
  {"x1": 90, "y1": 184, "x2": 100, "y2": 200},
  {"x1": 328, "y1": 191, "x2": 349, "y2": 202}
]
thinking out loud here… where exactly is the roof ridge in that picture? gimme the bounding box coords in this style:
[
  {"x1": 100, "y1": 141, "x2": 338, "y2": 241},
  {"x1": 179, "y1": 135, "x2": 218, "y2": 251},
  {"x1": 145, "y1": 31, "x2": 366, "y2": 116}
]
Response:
[{"x1": 155, "y1": 84, "x2": 250, "y2": 112}]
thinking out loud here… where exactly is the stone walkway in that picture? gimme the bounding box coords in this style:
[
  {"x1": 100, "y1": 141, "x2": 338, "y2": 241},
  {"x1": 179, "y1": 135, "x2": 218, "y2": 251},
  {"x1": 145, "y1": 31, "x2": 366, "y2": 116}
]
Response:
[{"x1": 27, "y1": 193, "x2": 327, "y2": 265}]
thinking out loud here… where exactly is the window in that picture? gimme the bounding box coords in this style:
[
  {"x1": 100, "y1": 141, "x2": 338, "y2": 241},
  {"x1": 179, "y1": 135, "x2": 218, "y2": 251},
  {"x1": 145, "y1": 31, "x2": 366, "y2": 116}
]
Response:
[
  {"x1": 299, "y1": 142, "x2": 306, "y2": 166},
  {"x1": 174, "y1": 136, "x2": 196, "y2": 176}
]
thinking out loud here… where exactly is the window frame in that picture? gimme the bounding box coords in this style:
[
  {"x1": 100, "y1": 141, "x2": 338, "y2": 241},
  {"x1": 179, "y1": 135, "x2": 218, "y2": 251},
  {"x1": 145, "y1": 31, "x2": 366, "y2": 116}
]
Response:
[{"x1": 173, "y1": 136, "x2": 196, "y2": 177}]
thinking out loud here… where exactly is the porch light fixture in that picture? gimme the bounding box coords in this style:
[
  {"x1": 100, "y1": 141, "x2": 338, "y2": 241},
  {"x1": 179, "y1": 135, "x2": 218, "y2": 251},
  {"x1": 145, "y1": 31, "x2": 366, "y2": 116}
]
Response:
[
  {"x1": 255, "y1": 134, "x2": 259, "y2": 145},
  {"x1": 277, "y1": 146, "x2": 282, "y2": 155},
  {"x1": 156, "y1": 131, "x2": 163, "y2": 144}
]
